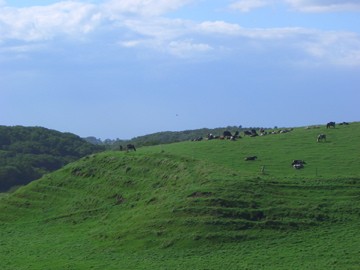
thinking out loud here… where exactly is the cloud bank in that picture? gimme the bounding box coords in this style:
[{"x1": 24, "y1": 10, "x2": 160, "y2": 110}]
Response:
[
  {"x1": 0, "y1": 0, "x2": 359, "y2": 66},
  {"x1": 284, "y1": 0, "x2": 360, "y2": 12}
]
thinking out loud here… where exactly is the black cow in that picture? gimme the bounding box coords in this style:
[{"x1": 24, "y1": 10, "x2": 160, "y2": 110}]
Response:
[
  {"x1": 244, "y1": 129, "x2": 258, "y2": 137},
  {"x1": 223, "y1": 131, "x2": 232, "y2": 138},
  {"x1": 326, "y1": 122, "x2": 335, "y2": 128},
  {"x1": 244, "y1": 130, "x2": 252, "y2": 136},
  {"x1": 245, "y1": 156, "x2": 257, "y2": 161},
  {"x1": 126, "y1": 144, "x2": 136, "y2": 152}
]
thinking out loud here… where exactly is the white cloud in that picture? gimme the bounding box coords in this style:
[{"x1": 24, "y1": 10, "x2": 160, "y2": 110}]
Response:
[
  {"x1": 168, "y1": 40, "x2": 212, "y2": 57},
  {"x1": 301, "y1": 31, "x2": 360, "y2": 66},
  {"x1": 0, "y1": 0, "x2": 359, "y2": 66},
  {"x1": 229, "y1": 0, "x2": 269, "y2": 12},
  {"x1": 196, "y1": 20, "x2": 360, "y2": 66},
  {"x1": 117, "y1": 19, "x2": 213, "y2": 57},
  {"x1": 197, "y1": 20, "x2": 308, "y2": 40},
  {"x1": 0, "y1": 2, "x2": 102, "y2": 42},
  {"x1": 284, "y1": 0, "x2": 360, "y2": 12},
  {"x1": 119, "y1": 40, "x2": 143, "y2": 48},
  {"x1": 103, "y1": 0, "x2": 192, "y2": 18},
  {"x1": 121, "y1": 18, "x2": 191, "y2": 41},
  {"x1": 197, "y1": 21, "x2": 242, "y2": 35}
]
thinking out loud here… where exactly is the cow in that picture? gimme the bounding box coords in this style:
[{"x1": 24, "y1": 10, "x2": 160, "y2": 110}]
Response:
[
  {"x1": 292, "y1": 160, "x2": 306, "y2": 166},
  {"x1": 292, "y1": 160, "x2": 306, "y2": 169},
  {"x1": 244, "y1": 129, "x2": 258, "y2": 137},
  {"x1": 326, "y1": 122, "x2": 335, "y2": 128},
  {"x1": 293, "y1": 163, "x2": 304, "y2": 169},
  {"x1": 317, "y1": 134, "x2": 326, "y2": 142},
  {"x1": 244, "y1": 130, "x2": 252, "y2": 136},
  {"x1": 245, "y1": 156, "x2": 257, "y2": 161},
  {"x1": 223, "y1": 130, "x2": 233, "y2": 139},
  {"x1": 126, "y1": 144, "x2": 136, "y2": 152}
]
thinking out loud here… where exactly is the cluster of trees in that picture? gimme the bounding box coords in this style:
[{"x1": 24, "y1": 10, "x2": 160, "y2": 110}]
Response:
[{"x1": 0, "y1": 126, "x2": 104, "y2": 192}]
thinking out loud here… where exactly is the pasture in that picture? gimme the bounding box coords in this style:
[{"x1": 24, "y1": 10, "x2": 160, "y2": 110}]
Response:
[{"x1": 0, "y1": 122, "x2": 359, "y2": 269}]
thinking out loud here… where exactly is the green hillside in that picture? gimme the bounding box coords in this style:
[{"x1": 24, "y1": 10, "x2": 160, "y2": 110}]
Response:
[
  {"x1": 0, "y1": 122, "x2": 359, "y2": 269},
  {"x1": 0, "y1": 125, "x2": 104, "y2": 191}
]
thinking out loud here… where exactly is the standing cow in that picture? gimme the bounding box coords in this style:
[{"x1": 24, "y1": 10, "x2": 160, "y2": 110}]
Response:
[
  {"x1": 317, "y1": 134, "x2": 326, "y2": 142},
  {"x1": 126, "y1": 144, "x2": 136, "y2": 152}
]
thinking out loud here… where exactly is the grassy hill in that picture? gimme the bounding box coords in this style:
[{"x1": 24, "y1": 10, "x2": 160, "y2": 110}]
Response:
[{"x1": 0, "y1": 122, "x2": 359, "y2": 269}]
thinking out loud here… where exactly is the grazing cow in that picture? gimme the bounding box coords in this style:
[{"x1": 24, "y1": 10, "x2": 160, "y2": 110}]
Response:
[
  {"x1": 339, "y1": 122, "x2": 349, "y2": 125},
  {"x1": 230, "y1": 136, "x2": 236, "y2": 141},
  {"x1": 223, "y1": 130, "x2": 232, "y2": 138},
  {"x1": 326, "y1": 122, "x2": 335, "y2": 128},
  {"x1": 292, "y1": 160, "x2": 306, "y2": 165},
  {"x1": 259, "y1": 128, "x2": 267, "y2": 136},
  {"x1": 244, "y1": 130, "x2": 252, "y2": 136},
  {"x1": 280, "y1": 129, "x2": 292, "y2": 133},
  {"x1": 292, "y1": 160, "x2": 306, "y2": 169},
  {"x1": 126, "y1": 144, "x2": 136, "y2": 152},
  {"x1": 244, "y1": 129, "x2": 258, "y2": 137},
  {"x1": 229, "y1": 131, "x2": 241, "y2": 141},
  {"x1": 245, "y1": 156, "x2": 257, "y2": 161},
  {"x1": 293, "y1": 163, "x2": 304, "y2": 169},
  {"x1": 317, "y1": 134, "x2": 326, "y2": 142}
]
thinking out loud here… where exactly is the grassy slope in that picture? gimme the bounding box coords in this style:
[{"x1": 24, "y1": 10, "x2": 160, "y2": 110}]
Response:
[{"x1": 0, "y1": 123, "x2": 359, "y2": 269}]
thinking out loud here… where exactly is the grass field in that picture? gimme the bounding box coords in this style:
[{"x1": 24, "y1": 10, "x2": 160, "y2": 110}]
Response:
[{"x1": 0, "y1": 122, "x2": 359, "y2": 269}]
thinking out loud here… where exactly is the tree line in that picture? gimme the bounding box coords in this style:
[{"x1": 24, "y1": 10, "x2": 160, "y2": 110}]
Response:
[{"x1": 0, "y1": 125, "x2": 104, "y2": 192}]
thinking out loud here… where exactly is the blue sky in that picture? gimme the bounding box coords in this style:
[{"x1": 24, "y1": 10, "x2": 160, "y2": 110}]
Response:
[{"x1": 1, "y1": 0, "x2": 359, "y2": 139}]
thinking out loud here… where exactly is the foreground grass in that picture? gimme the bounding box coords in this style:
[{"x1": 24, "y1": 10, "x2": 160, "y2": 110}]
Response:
[
  {"x1": 0, "y1": 122, "x2": 359, "y2": 269},
  {"x1": 1, "y1": 222, "x2": 359, "y2": 269}
]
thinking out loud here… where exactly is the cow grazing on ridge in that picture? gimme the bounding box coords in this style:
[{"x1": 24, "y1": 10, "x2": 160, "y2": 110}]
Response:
[
  {"x1": 223, "y1": 130, "x2": 232, "y2": 138},
  {"x1": 244, "y1": 129, "x2": 258, "y2": 137},
  {"x1": 326, "y1": 122, "x2": 335, "y2": 128}
]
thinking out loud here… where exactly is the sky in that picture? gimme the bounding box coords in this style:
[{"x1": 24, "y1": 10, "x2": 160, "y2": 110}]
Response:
[{"x1": 1, "y1": 0, "x2": 359, "y2": 140}]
